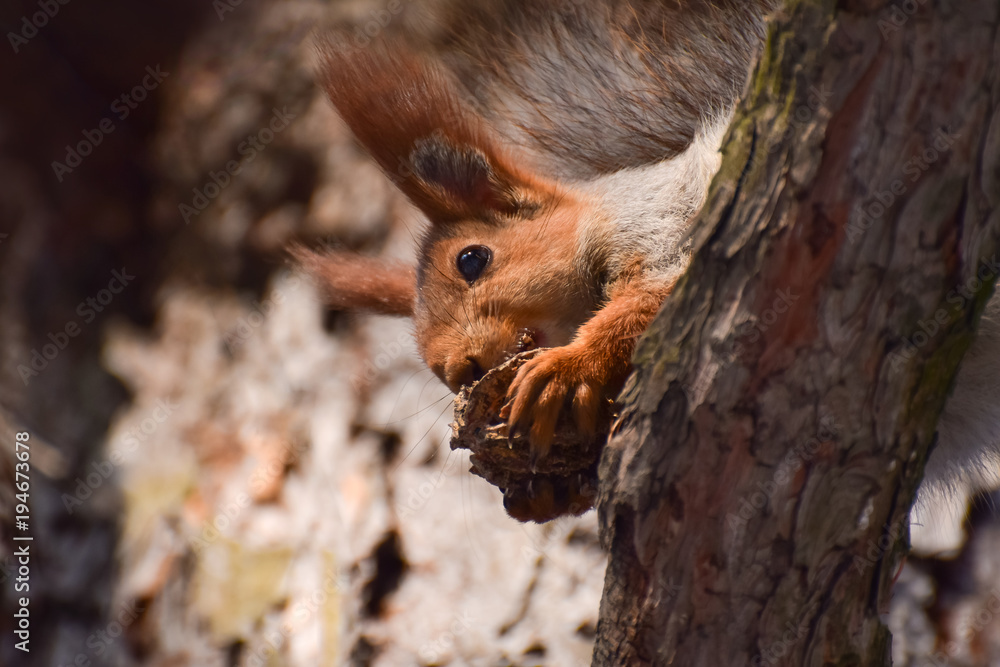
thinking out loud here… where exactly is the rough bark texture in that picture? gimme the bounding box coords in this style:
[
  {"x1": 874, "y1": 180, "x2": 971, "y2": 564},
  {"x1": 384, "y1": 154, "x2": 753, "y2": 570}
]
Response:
[{"x1": 594, "y1": 1, "x2": 1000, "y2": 665}]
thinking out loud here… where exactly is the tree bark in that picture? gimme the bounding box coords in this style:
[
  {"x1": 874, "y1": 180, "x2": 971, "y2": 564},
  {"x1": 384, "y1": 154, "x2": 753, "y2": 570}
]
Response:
[{"x1": 593, "y1": 1, "x2": 1000, "y2": 665}]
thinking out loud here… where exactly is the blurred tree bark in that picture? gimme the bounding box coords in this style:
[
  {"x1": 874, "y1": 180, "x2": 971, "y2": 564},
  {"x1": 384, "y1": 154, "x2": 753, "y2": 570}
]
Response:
[{"x1": 593, "y1": 0, "x2": 1000, "y2": 665}]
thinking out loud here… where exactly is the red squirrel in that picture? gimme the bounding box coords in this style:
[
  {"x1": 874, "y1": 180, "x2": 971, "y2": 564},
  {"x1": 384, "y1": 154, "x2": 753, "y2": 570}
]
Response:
[
  {"x1": 296, "y1": 0, "x2": 1000, "y2": 535},
  {"x1": 296, "y1": 0, "x2": 775, "y2": 465}
]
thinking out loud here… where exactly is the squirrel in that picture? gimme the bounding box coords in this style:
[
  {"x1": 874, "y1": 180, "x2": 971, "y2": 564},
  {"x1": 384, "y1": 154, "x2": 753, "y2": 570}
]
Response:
[
  {"x1": 295, "y1": 0, "x2": 1000, "y2": 535},
  {"x1": 296, "y1": 0, "x2": 775, "y2": 462}
]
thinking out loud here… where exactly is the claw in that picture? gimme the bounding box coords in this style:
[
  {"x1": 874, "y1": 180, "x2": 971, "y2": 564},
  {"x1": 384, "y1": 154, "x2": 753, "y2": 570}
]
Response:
[
  {"x1": 509, "y1": 421, "x2": 526, "y2": 442},
  {"x1": 501, "y1": 343, "x2": 608, "y2": 466},
  {"x1": 572, "y1": 383, "x2": 599, "y2": 437},
  {"x1": 528, "y1": 443, "x2": 546, "y2": 473}
]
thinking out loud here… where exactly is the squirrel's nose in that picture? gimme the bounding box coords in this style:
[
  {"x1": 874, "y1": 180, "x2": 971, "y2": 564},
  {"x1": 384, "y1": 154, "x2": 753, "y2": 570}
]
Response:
[
  {"x1": 447, "y1": 356, "x2": 486, "y2": 392},
  {"x1": 460, "y1": 356, "x2": 486, "y2": 387}
]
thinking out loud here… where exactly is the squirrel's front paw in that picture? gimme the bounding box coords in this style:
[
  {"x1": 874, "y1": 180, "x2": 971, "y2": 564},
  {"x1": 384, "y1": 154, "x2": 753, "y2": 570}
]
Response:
[{"x1": 501, "y1": 344, "x2": 607, "y2": 468}]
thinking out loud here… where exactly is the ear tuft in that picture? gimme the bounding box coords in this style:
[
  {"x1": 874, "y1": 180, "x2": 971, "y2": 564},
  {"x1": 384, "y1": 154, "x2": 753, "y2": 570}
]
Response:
[
  {"x1": 409, "y1": 138, "x2": 541, "y2": 220},
  {"x1": 316, "y1": 37, "x2": 551, "y2": 223},
  {"x1": 290, "y1": 244, "x2": 416, "y2": 317}
]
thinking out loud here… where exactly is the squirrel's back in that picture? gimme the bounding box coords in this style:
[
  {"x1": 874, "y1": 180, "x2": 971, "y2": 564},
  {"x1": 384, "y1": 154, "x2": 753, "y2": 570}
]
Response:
[{"x1": 437, "y1": 0, "x2": 776, "y2": 180}]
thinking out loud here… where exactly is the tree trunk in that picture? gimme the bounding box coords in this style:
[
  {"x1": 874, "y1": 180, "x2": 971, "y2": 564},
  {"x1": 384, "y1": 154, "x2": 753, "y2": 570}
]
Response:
[{"x1": 593, "y1": 1, "x2": 1000, "y2": 665}]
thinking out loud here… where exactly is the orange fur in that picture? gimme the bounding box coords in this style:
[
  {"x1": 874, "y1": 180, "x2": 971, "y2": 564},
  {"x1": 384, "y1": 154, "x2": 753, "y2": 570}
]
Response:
[
  {"x1": 415, "y1": 198, "x2": 598, "y2": 392},
  {"x1": 502, "y1": 273, "x2": 676, "y2": 465},
  {"x1": 290, "y1": 245, "x2": 415, "y2": 316}
]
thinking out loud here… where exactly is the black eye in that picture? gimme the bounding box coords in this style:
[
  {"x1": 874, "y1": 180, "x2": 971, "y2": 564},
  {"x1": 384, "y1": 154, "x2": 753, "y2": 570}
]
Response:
[{"x1": 456, "y1": 245, "x2": 492, "y2": 284}]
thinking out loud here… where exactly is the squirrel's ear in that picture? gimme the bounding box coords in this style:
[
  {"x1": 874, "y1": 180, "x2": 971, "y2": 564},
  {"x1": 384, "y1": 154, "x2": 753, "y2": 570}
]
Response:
[
  {"x1": 291, "y1": 245, "x2": 415, "y2": 317},
  {"x1": 317, "y1": 39, "x2": 553, "y2": 223}
]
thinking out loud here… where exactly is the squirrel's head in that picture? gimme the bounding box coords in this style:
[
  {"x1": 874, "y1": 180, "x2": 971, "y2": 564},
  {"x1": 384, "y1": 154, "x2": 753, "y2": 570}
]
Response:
[{"x1": 295, "y1": 40, "x2": 601, "y2": 392}]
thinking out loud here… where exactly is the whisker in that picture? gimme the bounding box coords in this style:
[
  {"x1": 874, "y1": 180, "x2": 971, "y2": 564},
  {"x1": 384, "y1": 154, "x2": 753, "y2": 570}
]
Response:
[
  {"x1": 391, "y1": 395, "x2": 455, "y2": 473},
  {"x1": 459, "y1": 447, "x2": 483, "y2": 564},
  {"x1": 381, "y1": 367, "x2": 438, "y2": 427},
  {"x1": 427, "y1": 266, "x2": 468, "y2": 332},
  {"x1": 383, "y1": 379, "x2": 453, "y2": 427},
  {"x1": 424, "y1": 297, "x2": 465, "y2": 338}
]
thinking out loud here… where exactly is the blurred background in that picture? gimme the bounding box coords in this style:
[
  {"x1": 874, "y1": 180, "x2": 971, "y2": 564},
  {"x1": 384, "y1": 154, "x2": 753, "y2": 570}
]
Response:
[{"x1": 0, "y1": 0, "x2": 998, "y2": 665}]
